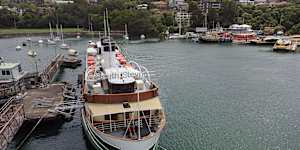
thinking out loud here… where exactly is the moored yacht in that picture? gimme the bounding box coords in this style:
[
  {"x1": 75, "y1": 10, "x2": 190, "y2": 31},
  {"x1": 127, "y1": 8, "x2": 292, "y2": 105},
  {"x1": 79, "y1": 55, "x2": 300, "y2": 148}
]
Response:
[
  {"x1": 229, "y1": 24, "x2": 257, "y2": 43},
  {"x1": 81, "y1": 12, "x2": 166, "y2": 150}
]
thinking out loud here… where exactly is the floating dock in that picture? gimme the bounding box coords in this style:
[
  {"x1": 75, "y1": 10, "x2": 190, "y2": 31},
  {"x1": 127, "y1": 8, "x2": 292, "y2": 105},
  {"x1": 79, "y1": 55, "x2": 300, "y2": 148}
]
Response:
[
  {"x1": 0, "y1": 54, "x2": 67, "y2": 150},
  {"x1": 23, "y1": 84, "x2": 64, "y2": 120}
]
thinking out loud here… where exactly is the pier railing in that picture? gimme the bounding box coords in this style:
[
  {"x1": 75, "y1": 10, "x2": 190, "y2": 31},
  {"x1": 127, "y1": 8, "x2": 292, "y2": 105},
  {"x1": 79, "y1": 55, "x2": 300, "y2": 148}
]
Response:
[
  {"x1": 83, "y1": 83, "x2": 159, "y2": 103},
  {"x1": 39, "y1": 54, "x2": 64, "y2": 84},
  {"x1": 0, "y1": 97, "x2": 25, "y2": 150}
]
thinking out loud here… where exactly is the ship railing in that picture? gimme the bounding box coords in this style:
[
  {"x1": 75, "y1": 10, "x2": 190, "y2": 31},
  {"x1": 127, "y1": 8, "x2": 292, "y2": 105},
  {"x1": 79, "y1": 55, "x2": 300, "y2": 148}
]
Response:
[
  {"x1": 84, "y1": 84, "x2": 159, "y2": 103},
  {"x1": 94, "y1": 115, "x2": 162, "y2": 133}
]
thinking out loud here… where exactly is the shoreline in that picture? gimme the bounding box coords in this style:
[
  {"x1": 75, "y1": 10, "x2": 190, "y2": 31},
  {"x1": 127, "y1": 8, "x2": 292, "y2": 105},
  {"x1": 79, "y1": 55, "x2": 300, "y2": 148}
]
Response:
[
  {"x1": 0, "y1": 28, "x2": 79, "y2": 37},
  {"x1": 0, "y1": 28, "x2": 113, "y2": 38}
]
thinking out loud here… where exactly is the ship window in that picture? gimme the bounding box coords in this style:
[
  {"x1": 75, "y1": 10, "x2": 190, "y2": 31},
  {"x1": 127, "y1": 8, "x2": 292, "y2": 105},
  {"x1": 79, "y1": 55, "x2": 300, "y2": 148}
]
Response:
[
  {"x1": 111, "y1": 114, "x2": 118, "y2": 120},
  {"x1": 104, "y1": 115, "x2": 110, "y2": 120},
  {"x1": 1, "y1": 70, "x2": 11, "y2": 75},
  {"x1": 109, "y1": 82, "x2": 135, "y2": 94}
]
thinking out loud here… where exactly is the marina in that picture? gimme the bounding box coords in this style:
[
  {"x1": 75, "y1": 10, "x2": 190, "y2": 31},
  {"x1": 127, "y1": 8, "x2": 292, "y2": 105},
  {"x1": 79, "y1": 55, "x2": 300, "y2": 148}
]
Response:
[
  {"x1": 0, "y1": 36, "x2": 299, "y2": 149},
  {"x1": 1, "y1": 0, "x2": 300, "y2": 149}
]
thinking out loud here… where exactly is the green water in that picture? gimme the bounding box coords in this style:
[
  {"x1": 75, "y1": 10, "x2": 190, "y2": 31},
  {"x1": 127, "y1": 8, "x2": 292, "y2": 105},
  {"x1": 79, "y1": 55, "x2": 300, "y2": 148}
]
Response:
[{"x1": 2, "y1": 37, "x2": 300, "y2": 149}]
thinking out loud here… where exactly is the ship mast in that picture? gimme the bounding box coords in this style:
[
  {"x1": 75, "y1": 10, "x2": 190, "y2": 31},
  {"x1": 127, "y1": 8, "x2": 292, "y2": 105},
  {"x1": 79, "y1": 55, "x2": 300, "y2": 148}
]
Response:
[{"x1": 106, "y1": 9, "x2": 112, "y2": 68}]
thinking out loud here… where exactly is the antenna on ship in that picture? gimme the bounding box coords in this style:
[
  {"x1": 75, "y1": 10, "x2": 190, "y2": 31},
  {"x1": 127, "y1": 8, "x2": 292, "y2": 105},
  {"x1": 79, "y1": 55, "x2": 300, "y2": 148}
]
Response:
[
  {"x1": 103, "y1": 12, "x2": 107, "y2": 37},
  {"x1": 106, "y1": 9, "x2": 113, "y2": 68}
]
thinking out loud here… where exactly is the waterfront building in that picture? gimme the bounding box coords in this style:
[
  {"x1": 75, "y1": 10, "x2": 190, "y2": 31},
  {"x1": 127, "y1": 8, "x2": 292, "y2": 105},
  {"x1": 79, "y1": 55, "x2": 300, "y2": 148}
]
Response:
[
  {"x1": 169, "y1": 0, "x2": 189, "y2": 10},
  {"x1": 236, "y1": 0, "x2": 255, "y2": 4},
  {"x1": 175, "y1": 11, "x2": 191, "y2": 28}
]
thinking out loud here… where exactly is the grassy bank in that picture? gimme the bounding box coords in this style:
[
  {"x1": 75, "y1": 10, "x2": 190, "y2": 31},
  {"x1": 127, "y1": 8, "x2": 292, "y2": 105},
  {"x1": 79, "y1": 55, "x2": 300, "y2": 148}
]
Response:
[{"x1": 0, "y1": 28, "x2": 81, "y2": 37}]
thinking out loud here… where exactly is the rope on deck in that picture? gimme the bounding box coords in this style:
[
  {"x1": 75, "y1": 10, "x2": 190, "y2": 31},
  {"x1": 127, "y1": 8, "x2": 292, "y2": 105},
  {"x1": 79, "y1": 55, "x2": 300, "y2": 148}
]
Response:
[
  {"x1": 157, "y1": 144, "x2": 168, "y2": 150},
  {"x1": 16, "y1": 112, "x2": 48, "y2": 150}
]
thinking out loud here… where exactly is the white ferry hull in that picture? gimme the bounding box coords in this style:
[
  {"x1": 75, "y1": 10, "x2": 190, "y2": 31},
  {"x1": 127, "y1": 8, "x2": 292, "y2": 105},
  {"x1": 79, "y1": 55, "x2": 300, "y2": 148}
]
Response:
[{"x1": 81, "y1": 110, "x2": 160, "y2": 150}]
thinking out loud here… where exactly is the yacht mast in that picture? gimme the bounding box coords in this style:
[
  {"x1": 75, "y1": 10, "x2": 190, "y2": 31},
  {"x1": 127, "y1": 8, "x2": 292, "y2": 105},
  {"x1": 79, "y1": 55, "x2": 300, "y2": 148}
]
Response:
[
  {"x1": 56, "y1": 24, "x2": 60, "y2": 38},
  {"x1": 49, "y1": 22, "x2": 53, "y2": 40},
  {"x1": 125, "y1": 24, "x2": 128, "y2": 37},
  {"x1": 60, "y1": 24, "x2": 64, "y2": 44},
  {"x1": 179, "y1": 9, "x2": 182, "y2": 35}
]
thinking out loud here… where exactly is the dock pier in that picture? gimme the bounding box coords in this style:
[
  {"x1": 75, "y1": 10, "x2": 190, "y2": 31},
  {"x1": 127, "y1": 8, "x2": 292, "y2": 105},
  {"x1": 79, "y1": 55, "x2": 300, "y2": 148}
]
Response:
[{"x1": 0, "y1": 54, "x2": 73, "y2": 149}]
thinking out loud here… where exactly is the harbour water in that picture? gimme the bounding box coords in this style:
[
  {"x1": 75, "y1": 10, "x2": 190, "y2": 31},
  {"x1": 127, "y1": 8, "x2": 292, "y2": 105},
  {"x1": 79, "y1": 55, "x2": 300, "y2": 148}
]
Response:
[{"x1": 2, "y1": 37, "x2": 300, "y2": 149}]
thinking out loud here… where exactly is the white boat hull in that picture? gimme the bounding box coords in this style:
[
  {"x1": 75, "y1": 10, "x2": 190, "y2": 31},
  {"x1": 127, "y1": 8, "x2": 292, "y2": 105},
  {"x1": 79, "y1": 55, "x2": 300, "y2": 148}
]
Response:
[{"x1": 81, "y1": 110, "x2": 159, "y2": 150}]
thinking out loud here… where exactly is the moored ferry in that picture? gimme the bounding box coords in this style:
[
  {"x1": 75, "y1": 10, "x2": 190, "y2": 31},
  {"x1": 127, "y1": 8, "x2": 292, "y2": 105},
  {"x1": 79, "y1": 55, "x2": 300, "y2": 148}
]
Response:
[
  {"x1": 273, "y1": 38, "x2": 298, "y2": 52},
  {"x1": 0, "y1": 60, "x2": 26, "y2": 100},
  {"x1": 81, "y1": 18, "x2": 166, "y2": 149}
]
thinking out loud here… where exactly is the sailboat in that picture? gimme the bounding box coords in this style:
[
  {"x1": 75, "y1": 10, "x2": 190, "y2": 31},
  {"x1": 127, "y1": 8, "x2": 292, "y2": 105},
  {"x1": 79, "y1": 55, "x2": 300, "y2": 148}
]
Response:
[
  {"x1": 76, "y1": 25, "x2": 81, "y2": 39},
  {"x1": 47, "y1": 22, "x2": 56, "y2": 45},
  {"x1": 16, "y1": 40, "x2": 22, "y2": 51},
  {"x1": 27, "y1": 41, "x2": 37, "y2": 57},
  {"x1": 81, "y1": 10, "x2": 166, "y2": 150},
  {"x1": 54, "y1": 24, "x2": 61, "y2": 42},
  {"x1": 60, "y1": 25, "x2": 70, "y2": 50}
]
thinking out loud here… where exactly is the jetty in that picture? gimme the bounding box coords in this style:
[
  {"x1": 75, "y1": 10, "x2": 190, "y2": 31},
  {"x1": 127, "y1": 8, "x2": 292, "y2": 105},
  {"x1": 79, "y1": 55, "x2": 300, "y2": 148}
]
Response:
[{"x1": 0, "y1": 53, "x2": 77, "y2": 149}]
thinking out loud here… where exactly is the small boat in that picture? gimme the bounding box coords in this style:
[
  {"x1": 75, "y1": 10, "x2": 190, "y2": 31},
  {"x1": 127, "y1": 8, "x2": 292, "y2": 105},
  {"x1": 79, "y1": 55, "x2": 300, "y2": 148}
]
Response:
[
  {"x1": 199, "y1": 32, "x2": 220, "y2": 43},
  {"x1": 47, "y1": 22, "x2": 56, "y2": 45},
  {"x1": 273, "y1": 39, "x2": 298, "y2": 52},
  {"x1": 47, "y1": 39, "x2": 56, "y2": 45},
  {"x1": 68, "y1": 49, "x2": 79, "y2": 56},
  {"x1": 54, "y1": 36, "x2": 61, "y2": 42},
  {"x1": 60, "y1": 43, "x2": 70, "y2": 50},
  {"x1": 249, "y1": 36, "x2": 283, "y2": 45},
  {"x1": 185, "y1": 32, "x2": 198, "y2": 39},
  {"x1": 60, "y1": 25, "x2": 70, "y2": 50},
  {"x1": 169, "y1": 33, "x2": 186, "y2": 39},
  {"x1": 62, "y1": 56, "x2": 81, "y2": 68},
  {"x1": 16, "y1": 45, "x2": 22, "y2": 51},
  {"x1": 27, "y1": 50, "x2": 37, "y2": 57},
  {"x1": 38, "y1": 39, "x2": 43, "y2": 44}
]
